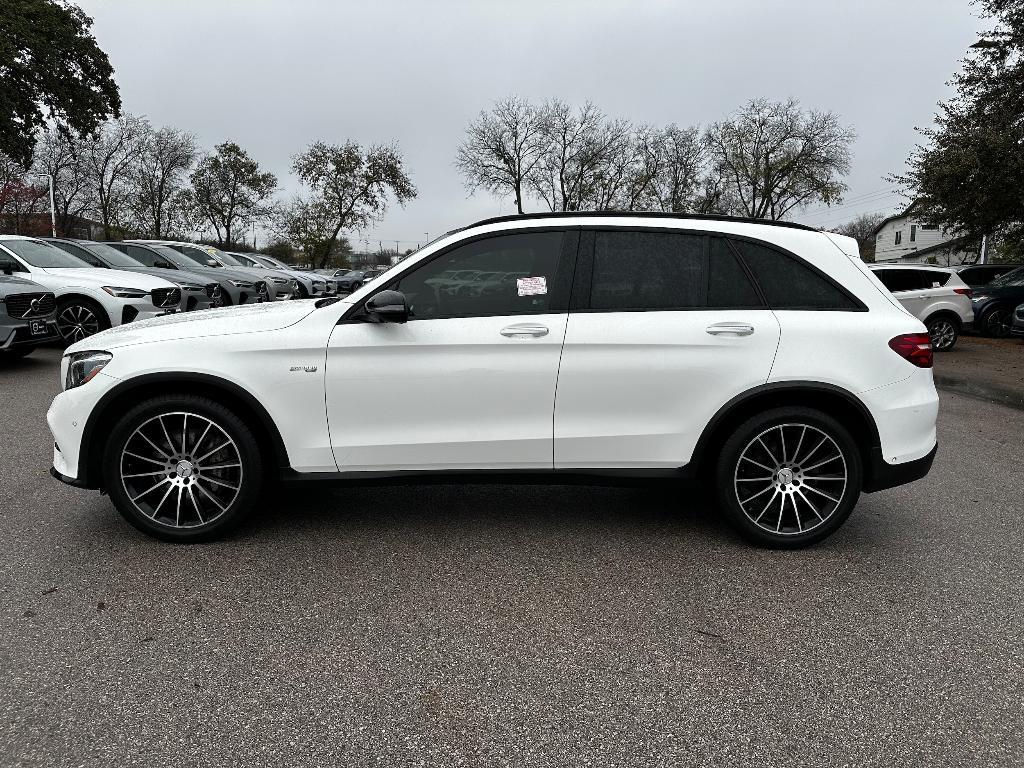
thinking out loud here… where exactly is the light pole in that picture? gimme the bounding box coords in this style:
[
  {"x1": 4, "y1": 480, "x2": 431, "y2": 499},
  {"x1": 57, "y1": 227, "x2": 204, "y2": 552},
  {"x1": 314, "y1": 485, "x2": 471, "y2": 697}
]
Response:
[{"x1": 32, "y1": 174, "x2": 57, "y2": 237}]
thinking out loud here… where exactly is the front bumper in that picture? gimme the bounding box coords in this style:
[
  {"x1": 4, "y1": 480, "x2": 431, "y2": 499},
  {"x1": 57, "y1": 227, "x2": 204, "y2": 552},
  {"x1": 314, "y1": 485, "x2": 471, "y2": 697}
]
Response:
[
  {"x1": 1, "y1": 320, "x2": 60, "y2": 350},
  {"x1": 47, "y1": 370, "x2": 120, "y2": 485}
]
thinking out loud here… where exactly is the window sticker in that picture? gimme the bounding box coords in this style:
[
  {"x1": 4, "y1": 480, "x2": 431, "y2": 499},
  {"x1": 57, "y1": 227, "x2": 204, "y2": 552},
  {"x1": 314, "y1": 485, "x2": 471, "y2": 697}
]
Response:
[{"x1": 517, "y1": 276, "x2": 547, "y2": 296}]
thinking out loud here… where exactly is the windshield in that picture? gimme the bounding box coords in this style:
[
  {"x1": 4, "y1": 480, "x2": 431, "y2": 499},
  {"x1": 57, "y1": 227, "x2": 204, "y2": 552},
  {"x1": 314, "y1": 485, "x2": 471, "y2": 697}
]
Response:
[
  {"x1": 1, "y1": 238, "x2": 90, "y2": 268},
  {"x1": 82, "y1": 242, "x2": 144, "y2": 268},
  {"x1": 989, "y1": 266, "x2": 1024, "y2": 287},
  {"x1": 216, "y1": 251, "x2": 245, "y2": 267}
]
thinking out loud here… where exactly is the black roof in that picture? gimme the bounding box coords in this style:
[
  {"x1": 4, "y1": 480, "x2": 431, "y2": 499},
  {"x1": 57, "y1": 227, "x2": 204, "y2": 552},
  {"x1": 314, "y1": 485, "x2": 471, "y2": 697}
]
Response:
[{"x1": 461, "y1": 211, "x2": 819, "y2": 233}]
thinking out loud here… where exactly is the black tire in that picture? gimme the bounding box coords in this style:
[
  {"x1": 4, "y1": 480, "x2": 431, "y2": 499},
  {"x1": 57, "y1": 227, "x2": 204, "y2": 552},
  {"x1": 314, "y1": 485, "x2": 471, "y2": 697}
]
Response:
[
  {"x1": 714, "y1": 406, "x2": 863, "y2": 549},
  {"x1": 56, "y1": 297, "x2": 110, "y2": 345},
  {"x1": 980, "y1": 306, "x2": 1011, "y2": 338},
  {"x1": 295, "y1": 283, "x2": 310, "y2": 299},
  {"x1": 102, "y1": 394, "x2": 264, "y2": 543},
  {"x1": 926, "y1": 315, "x2": 960, "y2": 351}
]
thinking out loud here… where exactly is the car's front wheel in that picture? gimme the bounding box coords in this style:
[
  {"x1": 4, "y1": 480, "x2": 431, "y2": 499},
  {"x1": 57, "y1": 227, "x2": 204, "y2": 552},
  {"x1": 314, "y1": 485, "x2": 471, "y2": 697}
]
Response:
[
  {"x1": 56, "y1": 297, "x2": 109, "y2": 345},
  {"x1": 715, "y1": 407, "x2": 863, "y2": 548},
  {"x1": 102, "y1": 395, "x2": 263, "y2": 542}
]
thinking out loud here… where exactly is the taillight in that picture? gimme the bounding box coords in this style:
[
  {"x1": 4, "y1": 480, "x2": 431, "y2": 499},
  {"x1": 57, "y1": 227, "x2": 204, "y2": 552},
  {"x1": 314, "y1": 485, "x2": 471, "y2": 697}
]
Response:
[
  {"x1": 953, "y1": 287, "x2": 972, "y2": 297},
  {"x1": 889, "y1": 334, "x2": 933, "y2": 368}
]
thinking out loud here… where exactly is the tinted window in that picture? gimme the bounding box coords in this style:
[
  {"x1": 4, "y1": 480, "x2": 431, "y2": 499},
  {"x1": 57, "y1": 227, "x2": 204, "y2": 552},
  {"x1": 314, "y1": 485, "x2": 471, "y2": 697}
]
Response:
[
  {"x1": 709, "y1": 238, "x2": 762, "y2": 307},
  {"x1": 179, "y1": 247, "x2": 221, "y2": 267},
  {"x1": 394, "y1": 232, "x2": 563, "y2": 320},
  {"x1": 1, "y1": 239, "x2": 87, "y2": 268},
  {"x1": 733, "y1": 240, "x2": 860, "y2": 309},
  {"x1": 591, "y1": 231, "x2": 704, "y2": 310},
  {"x1": 81, "y1": 242, "x2": 148, "y2": 269},
  {"x1": 51, "y1": 241, "x2": 105, "y2": 267},
  {"x1": 917, "y1": 270, "x2": 951, "y2": 289},
  {"x1": 874, "y1": 269, "x2": 924, "y2": 293},
  {"x1": 989, "y1": 266, "x2": 1024, "y2": 287}
]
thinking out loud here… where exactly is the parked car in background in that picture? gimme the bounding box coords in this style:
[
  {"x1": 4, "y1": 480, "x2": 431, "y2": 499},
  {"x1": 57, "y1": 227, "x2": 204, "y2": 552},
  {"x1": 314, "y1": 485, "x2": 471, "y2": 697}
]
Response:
[
  {"x1": 966, "y1": 266, "x2": 1024, "y2": 337},
  {"x1": 868, "y1": 264, "x2": 973, "y2": 350},
  {"x1": 952, "y1": 263, "x2": 1021, "y2": 288},
  {"x1": 110, "y1": 242, "x2": 257, "y2": 307},
  {"x1": 227, "y1": 252, "x2": 331, "y2": 297},
  {"x1": 0, "y1": 274, "x2": 59, "y2": 359},
  {"x1": 334, "y1": 269, "x2": 372, "y2": 293},
  {"x1": 0, "y1": 235, "x2": 181, "y2": 344},
  {"x1": 48, "y1": 212, "x2": 938, "y2": 548},
  {"x1": 43, "y1": 238, "x2": 220, "y2": 312},
  {"x1": 136, "y1": 242, "x2": 296, "y2": 302},
  {"x1": 1010, "y1": 302, "x2": 1024, "y2": 339}
]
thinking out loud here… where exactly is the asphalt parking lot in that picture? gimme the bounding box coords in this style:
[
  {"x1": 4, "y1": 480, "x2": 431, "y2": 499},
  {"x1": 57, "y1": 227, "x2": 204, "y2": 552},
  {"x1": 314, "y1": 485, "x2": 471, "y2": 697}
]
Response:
[{"x1": 2, "y1": 348, "x2": 1023, "y2": 767}]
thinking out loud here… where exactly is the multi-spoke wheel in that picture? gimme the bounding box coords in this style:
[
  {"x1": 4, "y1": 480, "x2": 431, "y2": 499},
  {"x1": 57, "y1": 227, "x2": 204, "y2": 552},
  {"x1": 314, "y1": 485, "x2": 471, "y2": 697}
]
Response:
[
  {"x1": 982, "y1": 307, "x2": 1011, "y2": 338},
  {"x1": 56, "y1": 299, "x2": 108, "y2": 344},
  {"x1": 255, "y1": 282, "x2": 269, "y2": 303},
  {"x1": 926, "y1": 316, "x2": 959, "y2": 351},
  {"x1": 716, "y1": 407, "x2": 862, "y2": 548},
  {"x1": 103, "y1": 396, "x2": 263, "y2": 542}
]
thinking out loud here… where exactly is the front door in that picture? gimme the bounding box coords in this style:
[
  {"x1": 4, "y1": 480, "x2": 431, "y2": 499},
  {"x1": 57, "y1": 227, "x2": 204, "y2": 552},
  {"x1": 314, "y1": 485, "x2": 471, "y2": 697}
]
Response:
[{"x1": 325, "y1": 230, "x2": 576, "y2": 472}]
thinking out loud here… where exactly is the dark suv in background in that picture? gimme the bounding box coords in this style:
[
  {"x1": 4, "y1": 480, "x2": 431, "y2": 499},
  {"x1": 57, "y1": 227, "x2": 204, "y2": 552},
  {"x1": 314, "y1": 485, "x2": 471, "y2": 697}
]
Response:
[
  {"x1": 968, "y1": 265, "x2": 1024, "y2": 337},
  {"x1": 0, "y1": 273, "x2": 58, "y2": 359},
  {"x1": 953, "y1": 263, "x2": 1020, "y2": 288}
]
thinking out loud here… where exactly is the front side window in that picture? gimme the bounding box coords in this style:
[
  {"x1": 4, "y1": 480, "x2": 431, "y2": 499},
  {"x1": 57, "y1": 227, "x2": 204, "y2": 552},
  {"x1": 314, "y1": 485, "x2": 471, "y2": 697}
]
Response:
[
  {"x1": 83, "y1": 242, "x2": 148, "y2": 269},
  {"x1": 393, "y1": 231, "x2": 563, "y2": 320},
  {"x1": 732, "y1": 240, "x2": 860, "y2": 310}
]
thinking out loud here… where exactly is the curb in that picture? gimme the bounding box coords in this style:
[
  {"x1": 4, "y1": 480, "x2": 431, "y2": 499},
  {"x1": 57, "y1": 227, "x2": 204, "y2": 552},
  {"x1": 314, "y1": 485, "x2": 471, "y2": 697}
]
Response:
[{"x1": 934, "y1": 374, "x2": 1024, "y2": 412}]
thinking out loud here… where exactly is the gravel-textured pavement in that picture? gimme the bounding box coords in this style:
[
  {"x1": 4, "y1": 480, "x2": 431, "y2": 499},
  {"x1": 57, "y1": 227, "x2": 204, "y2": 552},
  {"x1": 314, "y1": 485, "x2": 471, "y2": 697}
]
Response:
[{"x1": 2, "y1": 348, "x2": 1022, "y2": 767}]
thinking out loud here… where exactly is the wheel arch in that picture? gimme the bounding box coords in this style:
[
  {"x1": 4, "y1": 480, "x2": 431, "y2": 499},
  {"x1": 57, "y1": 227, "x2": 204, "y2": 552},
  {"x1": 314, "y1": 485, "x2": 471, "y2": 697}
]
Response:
[
  {"x1": 78, "y1": 372, "x2": 290, "y2": 489},
  {"x1": 922, "y1": 308, "x2": 963, "y2": 330},
  {"x1": 689, "y1": 381, "x2": 882, "y2": 488}
]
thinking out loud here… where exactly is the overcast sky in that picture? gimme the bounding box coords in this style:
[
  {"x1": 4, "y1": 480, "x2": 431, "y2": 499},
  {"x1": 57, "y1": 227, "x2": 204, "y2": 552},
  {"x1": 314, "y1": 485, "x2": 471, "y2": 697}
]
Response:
[{"x1": 78, "y1": 0, "x2": 982, "y2": 249}]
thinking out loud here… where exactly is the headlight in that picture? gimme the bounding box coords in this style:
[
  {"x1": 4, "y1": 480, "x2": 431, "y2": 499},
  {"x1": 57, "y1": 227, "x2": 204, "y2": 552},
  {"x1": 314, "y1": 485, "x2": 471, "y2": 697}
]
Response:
[
  {"x1": 228, "y1": 280, "x2": 254, "y2": 288},
  {"x1": 64, "y1": 351, "x2": 112, "y2": 390},
  {"x1": 102, "y1": 286, "x2": 148, "y2": 298}
]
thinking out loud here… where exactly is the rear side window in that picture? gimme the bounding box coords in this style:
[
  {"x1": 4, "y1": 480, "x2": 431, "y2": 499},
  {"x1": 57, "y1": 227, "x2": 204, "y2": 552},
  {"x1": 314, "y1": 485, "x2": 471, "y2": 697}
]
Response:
[
  {"x1": 589, "y1": 231, "x2": 763, "y2": 310},
  {"x1": 917, "y1": 270, "x2": 951, "y2": 288},
  {"x1": 873, "y1": 269, "x2": 923, "y2": 293},
  {"x1": 732, "y1": 239, "x2": 860, "y2": 310}
]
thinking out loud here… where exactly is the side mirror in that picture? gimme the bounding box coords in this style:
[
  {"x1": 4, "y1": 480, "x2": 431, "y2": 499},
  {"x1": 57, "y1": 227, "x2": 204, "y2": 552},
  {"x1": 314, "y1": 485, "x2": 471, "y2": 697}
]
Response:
[
  {"x1": 207, "y1": 259, "x2": 219, "y2": 267},
  {"x1": 364, "y1": 289, "x2": 409, "y2": 323}
]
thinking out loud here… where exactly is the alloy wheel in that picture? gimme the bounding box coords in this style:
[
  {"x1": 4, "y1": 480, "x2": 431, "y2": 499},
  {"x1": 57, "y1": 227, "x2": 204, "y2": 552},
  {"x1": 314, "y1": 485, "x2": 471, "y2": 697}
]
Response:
[
  {"x1": 928, "y1": 319, "x2": 957, "y2": 350},
  {"x1": 256, "y1": 283, "x2": 269, "y2": 303},
  {"x1": 733, "y1": 422, "x2": 848, "y2": 536},
  {"x1": 986, "y1": 309, "x2": 1011, "y2": 337},
  {"x1": 57, "y1": 304, "x2": 100, "y2": 343},
  {"x1": 119, "y1": 411, "x2": 243, "y2": 529}
]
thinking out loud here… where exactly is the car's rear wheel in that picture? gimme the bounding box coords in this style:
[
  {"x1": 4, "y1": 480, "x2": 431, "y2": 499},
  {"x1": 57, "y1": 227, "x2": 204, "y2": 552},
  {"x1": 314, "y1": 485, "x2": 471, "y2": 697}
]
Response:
[
  {"x1": 102, "y1": 395, "x2": 263, "y2": 542},
  {"x1": 981, "y1": 307, "x2": 1011, "y2": 337},
  {"x1": 926, "y1": 316, "x2": 959, "y2": 351},
  {"x1": 715, "y1": 407, "x2": 863, "y2": 548},
  {"x1": 56, "y1": 298, "x2": 109, "y2": 345}
]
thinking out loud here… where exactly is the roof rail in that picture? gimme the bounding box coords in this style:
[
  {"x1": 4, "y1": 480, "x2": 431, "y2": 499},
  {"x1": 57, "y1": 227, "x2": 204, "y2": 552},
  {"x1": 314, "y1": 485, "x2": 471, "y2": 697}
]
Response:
[{"x1": 461, "y1": 210, "x2": 820, "y2": 233}]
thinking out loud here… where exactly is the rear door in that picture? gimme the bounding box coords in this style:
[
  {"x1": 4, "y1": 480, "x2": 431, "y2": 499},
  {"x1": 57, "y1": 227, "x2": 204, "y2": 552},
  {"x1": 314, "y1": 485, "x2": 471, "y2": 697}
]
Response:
[{"x1": 553, "y1": 230, "x2": 780, "y2": 469}]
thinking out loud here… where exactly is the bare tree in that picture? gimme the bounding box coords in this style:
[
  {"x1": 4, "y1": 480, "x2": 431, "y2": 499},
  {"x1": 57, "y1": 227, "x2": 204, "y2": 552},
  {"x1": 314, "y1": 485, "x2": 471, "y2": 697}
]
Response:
[
  {"x1": 83, "y1": 114, "x2": 146, "y2": 238},
  {"x1": 638, "y1": 124, "x2": 707, "y2": 213},
  {"x1": 528, "y1": 100, "x2": 633, "y2": 212},
  {"x1": 0, "y1": 153, "x2": 48, "y2": 234},
  {"x1": 834, "y1": 212, "x2": 885, "y2": 261},
  {"x1": 289, "y1": 140, "x2": 415, "y2": 268},
  {"x1": 188, "y1": 141, "x2": 277, "y2": 246},
  {"x1": 33, "y1": 129, "x2": 92, "y2": 235},
  {"x1": 128, "y1": 124, "x2": 197, "y2": 238},
  {"x1": 704, "y1": 98, "x2": 854, "y2": 220},
  {"x1": 455, "y1": 96, "x2": 547, "y2": 214}
]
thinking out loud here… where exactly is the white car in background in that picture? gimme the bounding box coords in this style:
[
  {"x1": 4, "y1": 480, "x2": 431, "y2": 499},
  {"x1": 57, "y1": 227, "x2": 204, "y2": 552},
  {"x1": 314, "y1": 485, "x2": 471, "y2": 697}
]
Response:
[
  {"x1": 0, "y1": 235, "x2": 182, "y2": 344},
  {"x1": 868, "y1": 264, "x2": 974, "y2": 351}
]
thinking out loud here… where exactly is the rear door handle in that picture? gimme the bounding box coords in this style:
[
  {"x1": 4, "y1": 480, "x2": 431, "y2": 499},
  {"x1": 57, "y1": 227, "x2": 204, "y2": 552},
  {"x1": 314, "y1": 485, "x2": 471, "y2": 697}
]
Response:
[
  {"x1": 500, "y1": 323, "x2": 549, "y2": 338},
  {"x1": 706, "y1": 322, "x2": 755, "y2": 337}
]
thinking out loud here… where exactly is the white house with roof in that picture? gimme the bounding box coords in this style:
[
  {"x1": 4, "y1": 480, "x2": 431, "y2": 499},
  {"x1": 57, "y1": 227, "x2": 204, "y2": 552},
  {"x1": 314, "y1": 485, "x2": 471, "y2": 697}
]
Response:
[{"x1": 872, "y1": 201, "x2": 977, "y2": 264}]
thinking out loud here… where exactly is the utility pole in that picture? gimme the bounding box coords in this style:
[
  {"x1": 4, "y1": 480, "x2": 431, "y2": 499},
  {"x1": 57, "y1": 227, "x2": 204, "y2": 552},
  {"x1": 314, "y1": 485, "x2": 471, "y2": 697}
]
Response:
[{"x1": 33, "y1": 174, "x2": 57, "y2": 236}]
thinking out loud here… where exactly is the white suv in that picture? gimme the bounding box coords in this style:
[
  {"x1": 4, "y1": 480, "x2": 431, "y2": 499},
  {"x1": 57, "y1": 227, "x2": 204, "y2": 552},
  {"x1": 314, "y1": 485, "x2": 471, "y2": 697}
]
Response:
[
  {"x1": 47, "y1": 214, "x2": 939, "y2": 548},
  {"x1": 868, "y1": 264, "x2": 974, "y2": 350},
  {"x1": 0, "y1": 235, "x2": 184, "y2": 344}
]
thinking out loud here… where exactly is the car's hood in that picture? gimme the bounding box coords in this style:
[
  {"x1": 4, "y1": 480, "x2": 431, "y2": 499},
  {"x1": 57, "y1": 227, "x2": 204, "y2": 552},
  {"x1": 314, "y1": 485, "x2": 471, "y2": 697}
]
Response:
[
  {"x1": 0, "y1": 274, "x2": 49, "y2": 294},
  {"x1": 67, "y1": 300, "x2": 320, "y2": 353},
  {"x1": 37, "y1": 267, "x2": 175, "y2": 291}
]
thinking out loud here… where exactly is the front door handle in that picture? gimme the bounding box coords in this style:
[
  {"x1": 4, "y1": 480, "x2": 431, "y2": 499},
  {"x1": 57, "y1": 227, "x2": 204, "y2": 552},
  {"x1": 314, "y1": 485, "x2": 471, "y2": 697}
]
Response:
[
  {"x1": 500, "y1": 323, "x2": 549, "y2": 338},
  {"x1": 706, "y1": 322, "x2": 755, "y2": 337}
]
